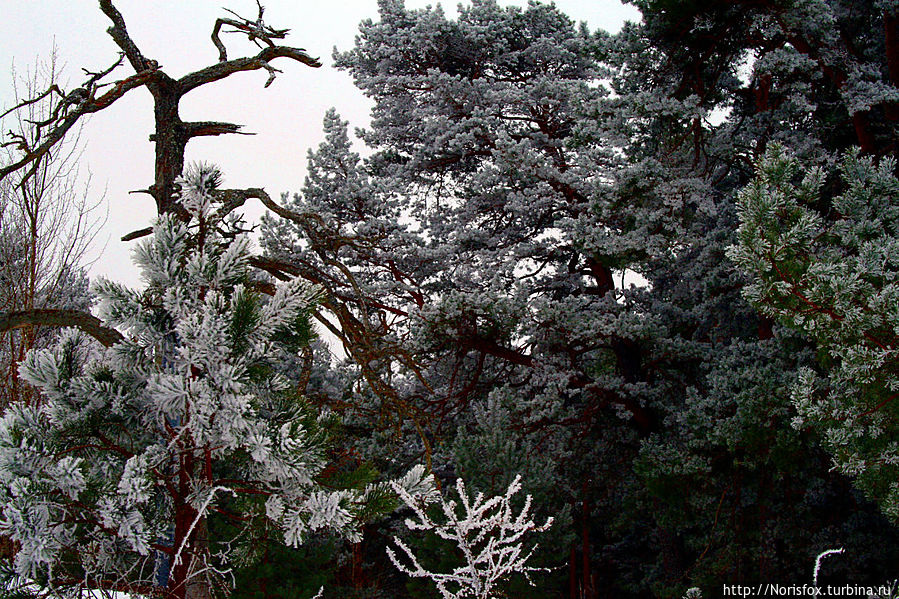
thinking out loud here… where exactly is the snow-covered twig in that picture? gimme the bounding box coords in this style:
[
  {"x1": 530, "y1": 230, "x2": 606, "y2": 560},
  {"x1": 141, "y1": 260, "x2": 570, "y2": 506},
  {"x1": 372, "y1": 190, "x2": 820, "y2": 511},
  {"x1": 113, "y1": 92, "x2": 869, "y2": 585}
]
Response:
[
  {"x1": 812, "y1": 547, "x2": 844, "y2": 586},
  {"x1": 172, "y1": 486, "x2": 235, "y2": 567}
]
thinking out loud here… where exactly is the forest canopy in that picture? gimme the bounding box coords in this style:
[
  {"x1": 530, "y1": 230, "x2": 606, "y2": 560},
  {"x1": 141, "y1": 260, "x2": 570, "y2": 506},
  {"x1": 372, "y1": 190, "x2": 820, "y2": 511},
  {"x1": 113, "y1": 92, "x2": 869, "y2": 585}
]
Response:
[{"x1": 2, "y1": 0, "x2": 899, "y2": 598}]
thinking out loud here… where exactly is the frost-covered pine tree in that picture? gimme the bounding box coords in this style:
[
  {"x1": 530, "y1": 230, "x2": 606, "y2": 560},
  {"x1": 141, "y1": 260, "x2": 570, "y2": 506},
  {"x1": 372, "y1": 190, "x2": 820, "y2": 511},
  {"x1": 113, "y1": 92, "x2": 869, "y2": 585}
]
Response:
[
  {"x1": 0, "y1": 165, "x2": 434, "y2": 599},
  {"x1": 259, "y1": 1, "x2": 899, "y2": 595}
]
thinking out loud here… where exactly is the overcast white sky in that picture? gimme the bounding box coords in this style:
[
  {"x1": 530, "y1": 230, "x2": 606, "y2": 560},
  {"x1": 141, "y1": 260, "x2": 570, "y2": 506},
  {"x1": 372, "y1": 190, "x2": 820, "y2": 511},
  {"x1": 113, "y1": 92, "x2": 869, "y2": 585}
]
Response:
[{"x1": 1, "y1": 1, "x2": 640, "y2": 288}]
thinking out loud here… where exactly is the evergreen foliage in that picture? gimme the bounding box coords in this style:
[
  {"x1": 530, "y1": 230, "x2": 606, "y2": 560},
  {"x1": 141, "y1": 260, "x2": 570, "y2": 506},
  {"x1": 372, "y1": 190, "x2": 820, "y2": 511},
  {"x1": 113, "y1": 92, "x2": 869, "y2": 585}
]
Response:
[
  {"x1": 732, "y1": 145, "x2": 899, "y2": 520},
  {"x1": 270, "y1": 0, "x2": 899, "y2": 595}
]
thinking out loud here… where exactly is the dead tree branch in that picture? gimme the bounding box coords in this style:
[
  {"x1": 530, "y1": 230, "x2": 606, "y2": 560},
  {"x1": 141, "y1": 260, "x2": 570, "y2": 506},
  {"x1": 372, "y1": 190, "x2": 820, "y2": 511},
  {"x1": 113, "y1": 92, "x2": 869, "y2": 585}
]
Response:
[
  {"x1": 212, "y1": 1, "x2": 290, "y2": 62},
  {"x1": 98, "y1": 0, "x2": 153, "y2": 72},
  {"x1": 121, "y1": 227, "x2": 153, "y2": 242},
  {"x1": 0, "y1": 84, "x2": 64, "y2": 122},
  {"x1": 178, "y1": 46, "x2": 320, "y2": 93},
  {"x1": 0, "y1": 309, "x2": 124, "y2": 347},
  {"x1": 0, "y1": 58, "x2": 156, "y2": 186}
]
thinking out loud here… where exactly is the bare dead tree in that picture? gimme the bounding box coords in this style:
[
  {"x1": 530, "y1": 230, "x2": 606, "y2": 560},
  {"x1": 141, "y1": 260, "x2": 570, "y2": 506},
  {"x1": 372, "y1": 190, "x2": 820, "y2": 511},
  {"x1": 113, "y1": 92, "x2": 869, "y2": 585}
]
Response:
[{"x1": 0, "y1": 0, "x2": 320, "y2": 216}]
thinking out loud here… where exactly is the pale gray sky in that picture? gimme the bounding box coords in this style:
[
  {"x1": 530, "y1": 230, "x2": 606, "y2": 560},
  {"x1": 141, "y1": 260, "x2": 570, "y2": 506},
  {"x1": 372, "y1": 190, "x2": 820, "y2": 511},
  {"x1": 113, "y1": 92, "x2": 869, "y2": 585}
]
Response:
[{"x1": 1, "y1": 1, "x2": 640, "y2": 287}]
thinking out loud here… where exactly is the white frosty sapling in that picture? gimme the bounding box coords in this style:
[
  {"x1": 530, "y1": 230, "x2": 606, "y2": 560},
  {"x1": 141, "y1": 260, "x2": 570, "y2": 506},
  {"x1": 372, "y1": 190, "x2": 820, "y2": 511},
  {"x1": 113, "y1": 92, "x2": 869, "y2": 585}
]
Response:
[{"x1": 387, "y1": 473, "x2": 553, "y2": 599}]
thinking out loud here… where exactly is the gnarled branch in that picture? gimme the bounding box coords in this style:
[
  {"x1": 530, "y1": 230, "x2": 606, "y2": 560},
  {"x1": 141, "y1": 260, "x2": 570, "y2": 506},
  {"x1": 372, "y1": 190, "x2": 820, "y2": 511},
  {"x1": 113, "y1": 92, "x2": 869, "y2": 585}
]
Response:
[
  {"x1": 179, "y1": 45, "x2": 320, "y2": 93},
  {"x1": 98, "y1": 0, "x2": 152, "y2": 73},
  {"x1": 0, "y1": 58, "x2": 156, "y2": 187},
  {"x1": 0, "y1": 309, "x2": 124, "y2": 347},
  {"x1": 212, "y1": 1, "x2": 289, "y2": 63}
]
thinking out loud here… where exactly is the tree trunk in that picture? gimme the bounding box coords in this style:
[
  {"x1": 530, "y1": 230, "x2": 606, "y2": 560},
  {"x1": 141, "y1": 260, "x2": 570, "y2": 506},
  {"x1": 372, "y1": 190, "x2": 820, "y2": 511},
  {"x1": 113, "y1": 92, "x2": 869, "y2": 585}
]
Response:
[
  {"x1": 148, "y1": 78, "x2": 189, "y2": 217},
  {"x1": 581, "y1": 492, "x2": 596, "y2": 599},
  {"x1": 185, "y1": 519, "x2": 212, "y2": 599},
  {"x1": 569, "y1": 543, "x2": 578, "y2": 599}
]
